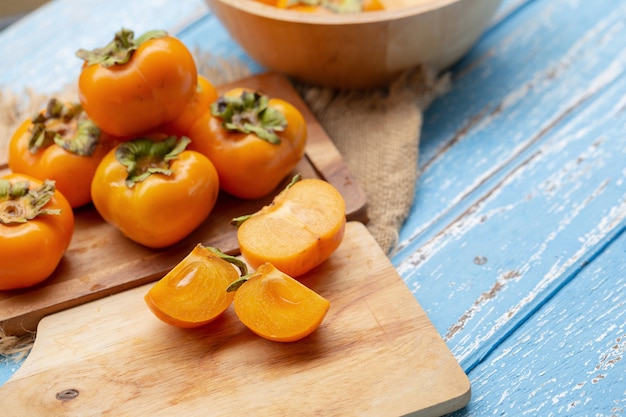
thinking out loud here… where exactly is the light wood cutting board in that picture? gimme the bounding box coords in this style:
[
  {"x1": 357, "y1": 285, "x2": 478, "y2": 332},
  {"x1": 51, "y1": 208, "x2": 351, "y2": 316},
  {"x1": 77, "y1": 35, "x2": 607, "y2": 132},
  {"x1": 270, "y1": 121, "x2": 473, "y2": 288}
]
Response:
[{"x1": 0, "y1": 222, "x2": 470, "y2": 416}]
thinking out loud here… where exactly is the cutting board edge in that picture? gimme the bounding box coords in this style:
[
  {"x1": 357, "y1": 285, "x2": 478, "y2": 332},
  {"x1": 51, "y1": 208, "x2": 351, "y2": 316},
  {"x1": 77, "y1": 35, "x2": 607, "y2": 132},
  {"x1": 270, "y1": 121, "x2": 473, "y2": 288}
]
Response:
[{"x1": 1, "y1": 222, "x2": 471, "y2": 417}]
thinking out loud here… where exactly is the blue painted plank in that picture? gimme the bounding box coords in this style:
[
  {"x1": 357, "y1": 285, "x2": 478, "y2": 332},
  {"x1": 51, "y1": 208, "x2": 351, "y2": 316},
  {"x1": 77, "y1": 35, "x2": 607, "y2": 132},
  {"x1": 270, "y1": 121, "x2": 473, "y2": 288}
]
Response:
[
  {"x1": 395, "y1": 54, "x2": 626, "y2": 371},
  {"x1": 389, "y1": 0, "x2": 626, "y2": 373},
  {"x1": 175, "y1": 13, "x2": 264, "y2": 74},
  {"x1": 0, "y1": 354, "x2": 25, "y2": 386},
  {"x1": 393, "y1": 0, "x2": 626, "y2": 257},
  {"x1": 1, "y1": 2, "x2": 624, "y2": 417},
  {"x1": 449, "y1": 226, "x2": 626, "y2": 416},
  {"x1": 0, "y1": 0, "x2": 209, "y2": 94}
]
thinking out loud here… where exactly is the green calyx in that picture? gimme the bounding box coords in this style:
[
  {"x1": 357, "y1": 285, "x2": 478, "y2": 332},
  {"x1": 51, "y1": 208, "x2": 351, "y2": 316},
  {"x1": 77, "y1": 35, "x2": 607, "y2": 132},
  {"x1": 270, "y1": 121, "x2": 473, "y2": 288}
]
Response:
[
  {"x1": 193, "y1": 245, "x2": 250, "y2": 293},
  {"x1": 229, "y1": 213, "x2": 253, "y2": 229},
  {"x1": 211, "y1": 90, "x2": 287, "y2": 145},
  {"x1": 75, "y1": 28, "x2": 167, "y2": 68},
  {"x1": 226, "y1": 273, "x2": 253, "y2": 293},
  {"x1": 203, "y1": 245, "x2": 249, "y2": 277},
  {"x1": 0, "y1": 179, "x2": 61, "y2": 224},
  {"x1": 285, "y1": 0, "x2": 362, "y2": 13},
  {"x1": 28, "y1": 98, "x2": 100, "y2": 157},
  {"x1": 115, "y1": 136, "x2": 190, "y2": 188}
]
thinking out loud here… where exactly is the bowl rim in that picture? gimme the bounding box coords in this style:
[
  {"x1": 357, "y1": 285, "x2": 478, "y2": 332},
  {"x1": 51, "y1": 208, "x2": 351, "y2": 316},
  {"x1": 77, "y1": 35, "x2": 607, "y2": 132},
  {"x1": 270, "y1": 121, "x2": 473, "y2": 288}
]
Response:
[{"x1": 206, "y1": 0, "x2": 467, "y2": 25}]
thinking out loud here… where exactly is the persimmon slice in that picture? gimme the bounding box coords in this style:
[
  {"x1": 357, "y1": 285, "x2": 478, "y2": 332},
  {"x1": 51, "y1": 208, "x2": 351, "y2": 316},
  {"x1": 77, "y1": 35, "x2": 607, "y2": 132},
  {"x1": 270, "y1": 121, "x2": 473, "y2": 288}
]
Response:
[
  {"x1": 235, "y1": 177, "x2": 346, "y2": 277},
  {"x1": 145, "y1": 244, "x2": 246, "y2": 328},
  {"x1": 232, "y1": 263, "x2": 330, "y2": 342}
]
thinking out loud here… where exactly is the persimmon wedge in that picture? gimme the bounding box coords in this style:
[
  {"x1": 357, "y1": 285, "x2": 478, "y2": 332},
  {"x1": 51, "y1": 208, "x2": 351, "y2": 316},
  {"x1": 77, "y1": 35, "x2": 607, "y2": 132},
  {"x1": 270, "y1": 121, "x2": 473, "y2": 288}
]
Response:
[
  {"x1": 233, "y1": 177, "x2": 346, "y2": 277},
  {"x1": 230, "y1": 262, "x2": 330, "y2": 342},
  {"x1": 145, "y1": 244, "x2": 247, "y2": 328}
]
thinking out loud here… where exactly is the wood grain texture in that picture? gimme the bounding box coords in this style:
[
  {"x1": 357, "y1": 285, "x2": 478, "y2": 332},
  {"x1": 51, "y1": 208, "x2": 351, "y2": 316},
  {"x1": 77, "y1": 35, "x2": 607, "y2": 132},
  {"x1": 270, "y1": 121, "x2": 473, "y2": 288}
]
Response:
[
  {"x1": 0, "y1": 72, "x2": 367, "y2": 336},
  {"x1": 0, "y1": 0, "x2": 255, "y2": 386},
  {"x1": 386, "y1": 0, "x2": 626, "y2": 414},
  {"x1": 448, "y1": 226, "x2": 626, "y2": 416},
  {"x1": 2, "y1": 0, "x2": 626, "y2": 415},
  {"x1": 205, "y1": 0, "x2": 501, "y2": 88},
  {"x1": 0, "y1": 223, "x2": 470, "y2": 417},
  {"x1": 0, "y1": 0, "x2": 210, "y2": 95},
  {"x1": 391, "y1": 0, "x2": 626, "y2": 367}
]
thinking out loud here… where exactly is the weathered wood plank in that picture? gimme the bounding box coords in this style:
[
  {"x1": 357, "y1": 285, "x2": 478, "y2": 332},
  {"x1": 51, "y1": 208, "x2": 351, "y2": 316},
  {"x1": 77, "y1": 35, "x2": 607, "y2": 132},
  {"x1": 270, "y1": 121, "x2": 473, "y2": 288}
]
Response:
[
  {"x1": 448, "y1": 226, "x2": 626, "y2": 416},
  {"x1": 391, "y1": 0, "x2": 626, "y2": 374},
  {"x1": 2, "y1": 1, "x2": 624, "y2": 416},
  {"x1": 394, "y1": 0, "x2": 626, "y2": 257},
  {"x1": 0, "y1": 0, "x2": 210, "y2": 95},
  {"x1": 175, "y1": 12, "x2": 263, "y2": 74}
]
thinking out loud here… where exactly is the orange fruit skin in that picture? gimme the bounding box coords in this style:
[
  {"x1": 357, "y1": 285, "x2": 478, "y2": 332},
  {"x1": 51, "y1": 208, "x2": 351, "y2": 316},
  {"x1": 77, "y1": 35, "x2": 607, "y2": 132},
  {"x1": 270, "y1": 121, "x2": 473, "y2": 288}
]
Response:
[
  {"x1": 91, "y1": 145, "x2": 220, "y2": 249},
  {"x1": 78, "y1": 34, "x2": 197, "y2": 138},
  {"x1": 0, "y1": 173, "x2": 75, "y2": 290},
  {"x1": 188, "y1": 89, "x2": 307, "y2": 200}
]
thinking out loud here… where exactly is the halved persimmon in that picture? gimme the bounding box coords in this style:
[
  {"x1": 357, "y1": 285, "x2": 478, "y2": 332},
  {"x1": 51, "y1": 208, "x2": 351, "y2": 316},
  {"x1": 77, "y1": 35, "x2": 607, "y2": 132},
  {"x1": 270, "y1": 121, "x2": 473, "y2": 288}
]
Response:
[
  {"x1": 233, "y1": 176, "x2": 346, "y2": 277},
  {"x1": 229, "y1": 262, "x2": 330, "y2": 342},
  {"x1": 144, "y1": 244, "x2": 247, "y2": 328}
]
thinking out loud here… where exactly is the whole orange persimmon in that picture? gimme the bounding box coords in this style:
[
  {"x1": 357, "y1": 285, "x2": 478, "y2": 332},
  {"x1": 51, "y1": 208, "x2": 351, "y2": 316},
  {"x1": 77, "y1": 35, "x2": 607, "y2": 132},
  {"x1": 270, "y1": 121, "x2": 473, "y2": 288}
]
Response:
[
  {"x1": 0, "y1": 174, "x2": 74, "y2": 290},
  {"x1": 76, "y1": 28, "x2": 197, "y2": 138},
  {"x1": 91, "y1": 135, "x2": 219, "y2": 249},
  {"x1": 8, "y1": 98, "x2": 116, "y2": 208},
  {"x1": 188, "y1": 88, "x2": 307, "y2": 200}
]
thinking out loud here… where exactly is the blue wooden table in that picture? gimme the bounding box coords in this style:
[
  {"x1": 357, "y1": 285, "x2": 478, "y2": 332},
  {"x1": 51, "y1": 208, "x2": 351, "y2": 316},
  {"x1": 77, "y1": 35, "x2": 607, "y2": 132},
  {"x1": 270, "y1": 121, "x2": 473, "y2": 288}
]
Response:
[{"x1": 1, "y1": 0, "x2": 625, "y2": 415}]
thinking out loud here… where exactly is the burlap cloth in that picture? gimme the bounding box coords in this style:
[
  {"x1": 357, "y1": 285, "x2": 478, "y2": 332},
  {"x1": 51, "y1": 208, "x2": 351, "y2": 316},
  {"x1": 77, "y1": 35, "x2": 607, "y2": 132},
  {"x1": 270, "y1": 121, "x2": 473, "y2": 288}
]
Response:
[{"x1": 0, "y1": 53, "x2": 449, "y2": 357}]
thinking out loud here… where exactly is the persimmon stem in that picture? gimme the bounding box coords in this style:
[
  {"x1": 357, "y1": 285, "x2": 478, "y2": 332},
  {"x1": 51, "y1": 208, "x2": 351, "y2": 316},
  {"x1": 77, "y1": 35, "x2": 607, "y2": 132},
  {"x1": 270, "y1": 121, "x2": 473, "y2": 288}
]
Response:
[
  {"x1": 211, "y1": 90, "x2": 286, "y2": 144},
  {"x1": 28, "y1": 98, "x2": 99, "y2": 157},
  {"x1": 285, "y1": 173, "x2": 302, "y2": 189},
  {"x1": 226, "y1": 273, "x2": 255, "y2": 293},
  {"x1": 75, "y1": 28, "x2": 167, "y2": 67},
  {"x1": 115, "y1": 136, "x2": 190, "y2": 187},
  {"x1": 230, "y1": 214, "x2": 252, "y2": 228},
  {"x1": 203, "y1": 245, "x2": 248, "y2": 277},
  {"x1": 0, "y1": 179, "x2": 61, "y2": 224}
]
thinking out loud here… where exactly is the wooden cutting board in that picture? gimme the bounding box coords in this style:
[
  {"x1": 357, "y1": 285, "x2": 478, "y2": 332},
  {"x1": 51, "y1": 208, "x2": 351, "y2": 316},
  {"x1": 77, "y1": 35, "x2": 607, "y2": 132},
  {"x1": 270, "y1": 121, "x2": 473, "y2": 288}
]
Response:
[
  {"x1": 0, "y1": 222, "x2": 470, "y2": 416},
  {"x1": 0, "y1": 72, "x2": 367, "y2": 336}
]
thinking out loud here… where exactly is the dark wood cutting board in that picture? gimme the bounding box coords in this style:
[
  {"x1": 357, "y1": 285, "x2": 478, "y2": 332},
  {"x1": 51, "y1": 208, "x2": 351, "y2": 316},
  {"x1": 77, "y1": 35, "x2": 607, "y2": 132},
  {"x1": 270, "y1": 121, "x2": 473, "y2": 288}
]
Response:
[
  {"x1": 0, "y1": 72, "x2": 367, "y2": 336},
  {"x1": 0, "y1": 223, "x2": 471, "y2": 416}
]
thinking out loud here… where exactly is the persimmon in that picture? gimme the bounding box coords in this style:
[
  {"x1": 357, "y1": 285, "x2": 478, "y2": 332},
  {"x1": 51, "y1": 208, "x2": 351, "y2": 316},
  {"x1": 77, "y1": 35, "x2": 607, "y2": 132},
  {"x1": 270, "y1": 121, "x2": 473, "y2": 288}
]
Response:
[
  {"x1": 233, "y1": 176, "x2": 346, "y2": 277},
  {"x1": 91, "y1": 135, "x2": 220, "y2": 248},
  {"x1": 188, "y1": 88, "x2": 307, "y2": 200},
  {"x1": 76, "y1": 28, "x2": 197, "y2": 138},
  {"x1": 145, "y1": 244, "x2": 247, "y2": 328},
  {"x1": 159, "y1": 75, "x2": 218, "y2": 137},
  {"x1": 271, "y1": 0, "x2": 384, "y2": 13},
  {"x1": 0, "y1": 174, "x2": 74, "y2": 290},
  {"x1": 8, "y1": 98, "x2": 116, "y2": 208},
  {"x1": 229, "y1": 262, "x2": 330, "y2": 342}
]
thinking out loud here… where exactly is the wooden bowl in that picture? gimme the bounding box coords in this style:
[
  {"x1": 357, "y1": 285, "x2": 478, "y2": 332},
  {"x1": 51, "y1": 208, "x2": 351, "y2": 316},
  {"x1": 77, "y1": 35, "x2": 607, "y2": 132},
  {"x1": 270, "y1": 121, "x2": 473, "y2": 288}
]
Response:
[{"x1": 205, "y1": 0, "x2": 502, "y2": 88}]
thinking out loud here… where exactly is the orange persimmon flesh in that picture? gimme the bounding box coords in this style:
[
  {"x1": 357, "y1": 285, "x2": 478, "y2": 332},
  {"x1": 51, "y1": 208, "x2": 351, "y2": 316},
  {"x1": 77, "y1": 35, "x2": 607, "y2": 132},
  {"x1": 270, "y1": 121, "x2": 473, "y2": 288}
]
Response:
[
  {"x1": 236, "y1": 178, "x2": 346, "y2": 277},
  {"x1": 145, "y1": 244, "x2": 243, "y2": 328},
  {"x1": 233, "y1": 263, "x2": 330, "y2": 342},
  {"x1": 272, "y1": 0, "x2": 384, "y2": 12}
]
